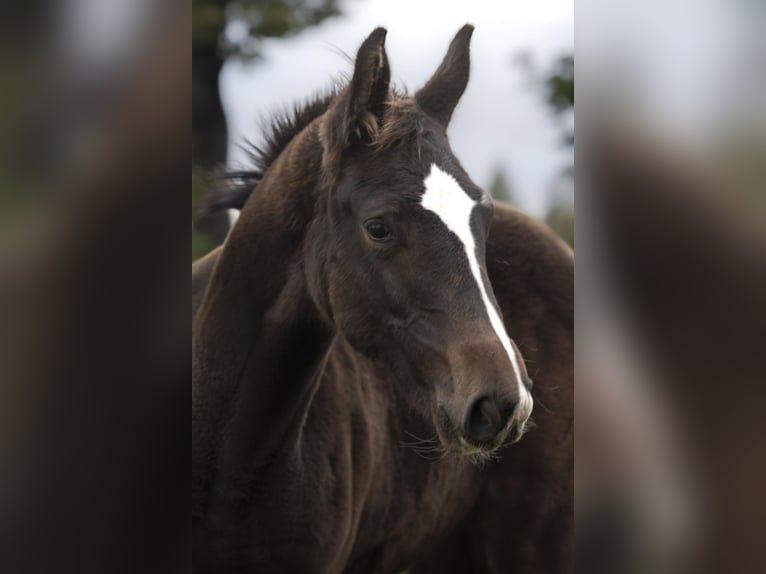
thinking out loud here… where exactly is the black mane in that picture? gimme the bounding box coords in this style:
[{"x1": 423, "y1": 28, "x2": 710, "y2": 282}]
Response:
[{"x1": 198, "y1": 90, "x2": 336, "y2": 218}]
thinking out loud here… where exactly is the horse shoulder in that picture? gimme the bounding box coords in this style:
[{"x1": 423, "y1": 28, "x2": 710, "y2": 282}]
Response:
[
  {"x1": 477, "y1": 202, "x2": 574, "y2": 572},
  {"x1": 487, "y1": 201, "x2": 573, "y2": 330}
]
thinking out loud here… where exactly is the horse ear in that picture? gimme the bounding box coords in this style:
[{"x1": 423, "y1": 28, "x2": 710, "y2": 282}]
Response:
[
  {"x1": 323, "y1": 27, "x2": 390, "y2": 157},
  {"x1": 415, "y1": 24, "x2": 474, "y2": 127}
]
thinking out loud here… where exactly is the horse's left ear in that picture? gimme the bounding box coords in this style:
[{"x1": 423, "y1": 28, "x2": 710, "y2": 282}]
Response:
[
  {"x1": 415, "y1": 24, "x2": 474, "y2": 128},
  {"x1": 322, "y1": 27, "x2": 390, "y2": 163}
]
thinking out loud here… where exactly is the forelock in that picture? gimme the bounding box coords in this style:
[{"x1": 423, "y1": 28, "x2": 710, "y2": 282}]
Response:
[{"x1": 374, "y1": 96, "x2": 426, "y2": 153}]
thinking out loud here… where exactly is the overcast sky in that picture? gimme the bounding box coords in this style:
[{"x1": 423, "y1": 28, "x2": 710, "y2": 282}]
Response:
[
  {"x1": 220, "y1": 0, "x2": 574, "y2": 216},
  {"x1": 577, "y1": 0, "x2": 753, "y2": 136}
]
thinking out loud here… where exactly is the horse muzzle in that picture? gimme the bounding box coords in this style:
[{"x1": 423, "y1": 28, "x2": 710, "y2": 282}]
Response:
[{"x1": 439, "y1": 386, "x2": 534, "y2": 457}]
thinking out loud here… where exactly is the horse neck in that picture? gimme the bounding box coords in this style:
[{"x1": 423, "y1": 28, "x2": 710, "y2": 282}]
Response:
[{"x1": 193, "y1": 128, "x2": 334, "y2": 512}]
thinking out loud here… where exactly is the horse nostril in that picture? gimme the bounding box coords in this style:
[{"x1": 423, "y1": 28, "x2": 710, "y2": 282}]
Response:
[{"x1": 465, "y1": 395, "x2": 504, "y2": 444}]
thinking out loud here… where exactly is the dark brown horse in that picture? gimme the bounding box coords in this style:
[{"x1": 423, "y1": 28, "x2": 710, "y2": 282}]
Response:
[{"x1": 192, "y1": 25, "x2": 573, "y2": 573}]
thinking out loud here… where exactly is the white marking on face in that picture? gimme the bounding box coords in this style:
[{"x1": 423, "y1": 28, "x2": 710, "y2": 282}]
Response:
[{"x1": 420, "y1": 164, "x2": 533, "y2": 423}]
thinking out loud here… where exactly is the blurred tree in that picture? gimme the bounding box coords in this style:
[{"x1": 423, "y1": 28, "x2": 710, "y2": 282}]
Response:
[
  {"x1": 546, "y1": 55, "x2": 574, "y2": 112},
  {"x1": 487, "y1": 168, "x2": 515, "y2": 205},
  {"x1": 192, "y1": 0, "x2": 340, "y2": 256},
  {"x1": 512, "y1": 50, "x2": 575, "y2": 247},
  {"x1": 542, "y1": 53, "x2": 574, "y2": 247},
  {"x1": 545, "y1": 203, "x2": 574, "y2": 248},
  {"x1": 514, "y1": 50, "x2": 573, "y2": 145},
  {"x1": 545, "y1": 54, "x2": 574, "y2": 145}
]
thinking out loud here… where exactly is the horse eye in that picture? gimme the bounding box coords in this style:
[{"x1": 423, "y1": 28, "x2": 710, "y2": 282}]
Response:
[{"x1": 365, "y1": 220, "x2": 392, "y2": 242}]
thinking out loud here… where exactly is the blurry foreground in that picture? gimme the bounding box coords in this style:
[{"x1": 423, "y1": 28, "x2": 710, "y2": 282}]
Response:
[
  {"x1": 577, "y1": 1, "x2": 766, "y2": 572},
  {"x1": 0, "y1": 2, "x2": 189, "y2": 573}
]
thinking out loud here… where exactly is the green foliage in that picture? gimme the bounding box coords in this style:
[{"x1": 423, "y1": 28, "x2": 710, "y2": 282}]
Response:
[
  {"x1": 192, "y1": 165, "x2": 216, "y2": 260},
  {"x1": 192, "y1": 0, "x2": 228, "y2": 45},
  {"x1": 514, "y1": 51, "x2": 574, "y2": 147},
  {"x1": 193, "y1": 0, "x2": 341, "y2": 56},
  {"x1": 546, "y1": 54, "x2": 574, "y2": 147},
  {"x1": 542, "y1": 54, "x2": 574, "y2": 247},
  {"x1": 545, "y1": 201, "x2": 574, "y2": 249},
  {"x1": 487, "y1": 169, "x2": 515, "y2": 205},
  {"x1": 546, "y1": 55, "x2": 574, "y2": 114},
  {"x1": 192, "y1": 0, "x2": 342, "y2": 261}
]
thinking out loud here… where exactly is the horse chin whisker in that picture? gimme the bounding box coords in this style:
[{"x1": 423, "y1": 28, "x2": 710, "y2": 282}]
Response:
[
  {"x1": 400, "y1": 442, "x2": 449, "y2": 462},
  {"x1": 399, "y1": 428, "x2": 450, "y2": 462},
  {"x1": 446, "y1": 436, "x2": 501, "y2": 467},
  {"x1": 522, "y1": 417, "x2": 537, "y2": 433},
  {"x1": 403, "y1": 430, "x2": 441, "y2": 444},
  {"x1": 464, "y1": 448, "x2": 500, "y2": 468}
]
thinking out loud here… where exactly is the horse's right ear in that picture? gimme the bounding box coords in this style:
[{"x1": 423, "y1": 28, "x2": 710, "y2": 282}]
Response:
[{"x1": 322, "y1": 28, "x2": 390, "y2": 168}]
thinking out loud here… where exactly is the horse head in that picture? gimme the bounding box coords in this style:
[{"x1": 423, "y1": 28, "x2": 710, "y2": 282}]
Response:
[{"x1": 304, "y1": 25, "x2": 534, "y2": 459}]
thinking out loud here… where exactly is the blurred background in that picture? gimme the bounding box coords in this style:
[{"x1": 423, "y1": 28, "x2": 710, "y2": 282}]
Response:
[{"x1": 191, "y1": 0, "x2": 575, "y2": 259}]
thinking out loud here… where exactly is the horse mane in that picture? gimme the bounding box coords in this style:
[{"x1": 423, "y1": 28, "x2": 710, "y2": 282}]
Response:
[
  {"x1": 198, "y1": 90, "x2": 337, "y2": 218},
  {"x1": 198, "y1": 86, "x2": 422, "y2": 218}
]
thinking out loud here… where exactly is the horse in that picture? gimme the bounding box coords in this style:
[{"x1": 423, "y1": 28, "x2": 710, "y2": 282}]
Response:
[{"x1": 192, "y1": 25, "x2": 573, "y2": 573}]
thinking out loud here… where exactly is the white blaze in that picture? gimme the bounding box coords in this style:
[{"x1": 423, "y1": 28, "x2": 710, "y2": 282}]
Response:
[{"x1": 420, "y1": 164, "x2": 533, "y2": 420}]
